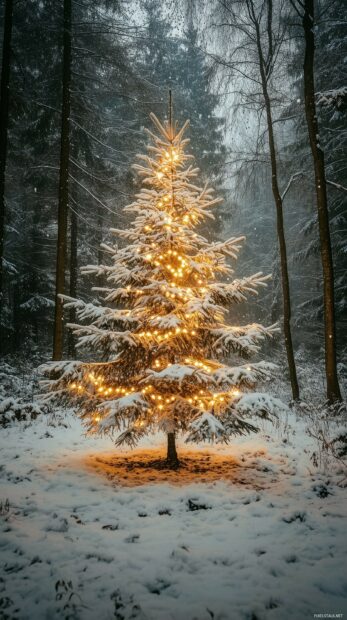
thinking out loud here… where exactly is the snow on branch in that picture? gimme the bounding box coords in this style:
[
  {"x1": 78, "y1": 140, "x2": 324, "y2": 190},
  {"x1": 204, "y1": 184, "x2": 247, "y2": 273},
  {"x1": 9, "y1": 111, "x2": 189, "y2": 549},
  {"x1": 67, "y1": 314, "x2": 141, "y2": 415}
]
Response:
[
  {"x1": 67, "y1": 324, "x2": 136, "y2": 351},
  {"x1": 149, "y1": 112, "x2": 173, "y2": 141},
  {"x1": 97, "y1": 393, "x2": 150, "y2": 433},
  {"x1": 209, "y1": 273, "x2": 271, "y2": 304},
  {"x1": 281, "y1": 172, "x2": 305, "y2": 201},
  {"x1": 114, "y1": 425, "x2": 148, "y2": 448},
  {"x1": 212, "y1": 361, "x2": 277, "y2": 388},
  {"x1": 205, "y1": 236, "x2": 245, "y2": 259},
  {"x1": 39, "y1": 360, "x2": 84, "y2": 400},
  {"x1": 221, "y1": 413, "x2": 259, "y2": 438},
  {"x1": 211, "y1": 323, "x2": 279, "y2": 356},
  {"x1": 234, "y1": 392, "x2": 288, "y2": 420},
  {"x1": 316, "y1": 86, "x2": 347, "y2": 111},
  {"x1": 39, "y1": 360, "x2": 83, "y2": 380},
  {"x1": 60, "y1": 296, "x2": 137, "y2": 327},
  {"x1": 186, "y1": 412, "x2": 228, "y2": 443},
  {"x1": 326, "y1": 180, "x2": 347, "y2": 194},
  {"x1": 143, "y1": 364, "x2": 212, "y2": 391}
]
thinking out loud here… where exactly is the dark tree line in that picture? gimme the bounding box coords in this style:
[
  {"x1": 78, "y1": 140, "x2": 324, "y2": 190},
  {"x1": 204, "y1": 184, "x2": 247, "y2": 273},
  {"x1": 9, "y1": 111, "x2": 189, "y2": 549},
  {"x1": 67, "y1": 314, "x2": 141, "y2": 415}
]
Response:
[
  {"x1": 0, "y1": 0, "x2": 227, "y2": 360},
  {"x1": 293, "y1": 0, "x2": 342, "y2": 401},
  {"x1": 207, "y1": 0, "x2": 345, "y2": 403},
  {"x1": 54, "y1": 0, "x2": 71, "y2": 361},
  {"x1": 0, "y1": 0, "x2": 13, "y2": 332},
  {"x1": 0, "y1": 0, "x2": 345, "y2": 403}
]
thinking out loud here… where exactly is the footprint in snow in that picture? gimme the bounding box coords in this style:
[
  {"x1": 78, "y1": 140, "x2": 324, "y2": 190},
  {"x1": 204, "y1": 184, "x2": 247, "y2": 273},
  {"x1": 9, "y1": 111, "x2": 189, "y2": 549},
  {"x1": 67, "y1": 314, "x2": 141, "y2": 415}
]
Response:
[
  {"x1": 102, "y1": 523, "x2": 119, "y2": 530},
  {"x1": 284, "y1": 554, "x2": 297, "y2": 563},
  {"x1": 85, "y1": 553, "x2": 113, "y2": 563},
  {"x1": 70, "y1": 514, "x2": 84, "y2": 525},
  {"x1": 254, "y1": 549, "x2": 267, "y2": 556},
  {"x1": 146, "y1": 578, "x2": 171, "y2": 595},
  {"x1": 187, "y1": 499, "x2": 211, "y2": 511},
  {"x1": 45, "y1": 516, "x2": 69, "y2": 532},
  {"x1": 125, "y1": 534, "x2": 140, "y2": 543},
  {"x1": 282, "y1": 511, "x2": 306, "y2": 524},
  {"x1": 265, "y1": 597, "x2": 280, "y2": 609},
  {"x1": 312, "y1": 484, "x2": 332, "y2": 498}
]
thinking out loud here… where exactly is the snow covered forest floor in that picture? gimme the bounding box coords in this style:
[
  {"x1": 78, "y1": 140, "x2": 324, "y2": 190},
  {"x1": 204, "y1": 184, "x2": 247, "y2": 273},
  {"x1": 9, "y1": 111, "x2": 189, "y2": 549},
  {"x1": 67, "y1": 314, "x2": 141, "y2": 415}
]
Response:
[{"x1": 0, "y1": 360, "x2": 347, "y2": 620}]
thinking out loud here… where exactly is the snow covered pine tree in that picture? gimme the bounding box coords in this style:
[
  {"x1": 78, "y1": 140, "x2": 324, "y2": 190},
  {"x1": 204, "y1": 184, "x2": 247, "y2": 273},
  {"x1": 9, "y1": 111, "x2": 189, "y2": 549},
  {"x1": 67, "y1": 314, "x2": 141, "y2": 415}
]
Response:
[{"x1": 41, "y1": 112, "x2": 283, "y2": 468}]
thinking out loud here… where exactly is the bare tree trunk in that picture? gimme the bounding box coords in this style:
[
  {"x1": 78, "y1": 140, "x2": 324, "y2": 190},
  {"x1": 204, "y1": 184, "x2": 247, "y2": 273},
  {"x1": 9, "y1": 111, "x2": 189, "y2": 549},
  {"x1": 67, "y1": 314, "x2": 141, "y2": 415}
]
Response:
[
  {"x1": 263, "y1": 94, "x2": 299, "y2": 401},
  {"x1": 0, "y1": 0, "x2": 13, "y2": 336},
  {"x1": 302, "y1": 0, "x2": 341, "y2": 403},
  {"x1": 270, "y1": 247, "x2": 281, "y2": 323},
  {"x1": 67, "y1": 206, "x2": 77, "y2": 357},
  {"x1": 30, "y1": 202, "x2": 41, "y2": 343},
  {"x1": 11, "y1": 281, "x2": 20, "y2": 351},
  {"x1": 166, "y1": 433, "x2": 179, "y2": 468},
  {"x1": 251, "y1": 1, "x2": 299, "y2": 400},
  {"x1": 53, "y1": 0, "x2": 72, "y2": 360}
]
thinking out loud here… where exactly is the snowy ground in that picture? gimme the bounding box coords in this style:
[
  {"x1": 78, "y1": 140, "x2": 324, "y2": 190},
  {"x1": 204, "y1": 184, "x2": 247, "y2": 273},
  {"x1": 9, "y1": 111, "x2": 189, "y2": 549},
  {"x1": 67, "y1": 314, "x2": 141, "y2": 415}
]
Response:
[{"x1": 0, "y1": 410, "x2": 346, "y2": 620}]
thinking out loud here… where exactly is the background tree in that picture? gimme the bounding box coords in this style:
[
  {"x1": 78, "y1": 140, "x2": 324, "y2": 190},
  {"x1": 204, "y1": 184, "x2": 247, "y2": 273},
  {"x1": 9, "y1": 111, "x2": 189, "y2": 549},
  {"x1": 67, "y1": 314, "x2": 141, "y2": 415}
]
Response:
[
  {"x1": 0, "y1": 1, "x2": 142, "y2": 357},
  {"x1": 63, "y1": 1, "x2": 141, "y2": 357},
  {"x1": 136, "y1": 1, "x2": 227, "y2": 186},
  {"x1": 0, "y1": 0, "x2": 229, "y2": 361},
  {"x1": 53, "y1": 0, "x2": 72, "y2": 361},
  {"x1": 210, "y1": 0, "x2": 300, "y2": 399},
  {"x1": 0, "y1": 0, "x2": 61, "y2": 354},
  {"x1": 0, "y1": 0, "x2": 13, "y2": 342},
  {"x1": 289, "y1": 0, "x2": 342, "y2": 402}
]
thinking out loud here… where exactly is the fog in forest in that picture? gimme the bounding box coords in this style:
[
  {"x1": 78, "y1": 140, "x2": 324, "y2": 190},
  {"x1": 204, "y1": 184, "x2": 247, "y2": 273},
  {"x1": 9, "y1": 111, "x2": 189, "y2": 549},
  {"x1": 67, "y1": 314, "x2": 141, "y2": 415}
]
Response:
[
  {"x1": 1, "y1": 0, "x2": 345, "y2": 377},
  {"x1": 1, "y1": 2, "x2": 347, "y2": 618}
]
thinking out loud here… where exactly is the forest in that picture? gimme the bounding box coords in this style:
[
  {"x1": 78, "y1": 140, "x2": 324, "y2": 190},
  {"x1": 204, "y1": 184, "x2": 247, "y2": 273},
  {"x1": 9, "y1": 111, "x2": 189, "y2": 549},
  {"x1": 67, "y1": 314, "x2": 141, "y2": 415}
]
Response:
[{"x1": 0, "y1": 1, "x2": 346, "y2": 619}]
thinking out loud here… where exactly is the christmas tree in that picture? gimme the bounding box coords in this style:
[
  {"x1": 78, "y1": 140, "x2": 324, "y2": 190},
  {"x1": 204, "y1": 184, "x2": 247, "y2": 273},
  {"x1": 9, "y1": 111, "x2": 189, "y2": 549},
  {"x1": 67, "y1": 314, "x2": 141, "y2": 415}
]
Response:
[{"x1": 41, "y1": 108, "x2": 283, "y2": 468}]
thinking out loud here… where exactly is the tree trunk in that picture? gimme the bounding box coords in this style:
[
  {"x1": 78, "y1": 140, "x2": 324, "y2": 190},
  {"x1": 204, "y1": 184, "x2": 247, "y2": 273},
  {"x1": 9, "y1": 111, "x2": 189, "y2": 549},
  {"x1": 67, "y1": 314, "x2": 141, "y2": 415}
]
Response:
[
  {"x1": 53, "y1": 0, "x2": 72, "y2": 360},
  {"x1": 11, "y1": 281, "x2": 21, "y2": 352},
  {"x1": 30, "y1": 202, "x2": 40, "y2": 344},
  {"x1": 97, "y1": 203, "x2": 103, "y2": 266},
  {"x1": 265, "y1": 100, "x2": 299, "y2": 401},
  {"x1": 166, "y1": 432, "x2": 179, "y2": 468},
  {"x1": 253, "y1": 5, "x2": 300, "y2": 400},
  {"x1": 302, "y1": 0, "x2": 341, "y2": 402},
  {"x1": 0, "y1": 0, "x2": 13, "y2": 337},
  {"x1": 67, "y1": 206, "x2": 77, "y2": 357},
  {"x1": 270, "y1": 247, "x2": 281, "y2": 323}
]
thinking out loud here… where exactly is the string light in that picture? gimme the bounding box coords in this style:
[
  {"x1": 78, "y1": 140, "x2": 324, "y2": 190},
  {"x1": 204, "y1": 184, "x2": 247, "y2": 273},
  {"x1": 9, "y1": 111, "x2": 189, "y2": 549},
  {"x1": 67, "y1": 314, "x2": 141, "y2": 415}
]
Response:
[{"x1": 56, "y1": 112, "x2": 261, "y2": 450}]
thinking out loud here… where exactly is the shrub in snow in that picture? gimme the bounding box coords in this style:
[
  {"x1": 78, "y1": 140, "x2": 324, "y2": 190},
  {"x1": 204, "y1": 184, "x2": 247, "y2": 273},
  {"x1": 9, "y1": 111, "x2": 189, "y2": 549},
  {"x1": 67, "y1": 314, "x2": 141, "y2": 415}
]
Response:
[
  {"x1": 0, "y1": 361, "x2": 48, "y2": 427},
  {"x1": 0, "y1": 397, "x2": 46, "y2": 427}
]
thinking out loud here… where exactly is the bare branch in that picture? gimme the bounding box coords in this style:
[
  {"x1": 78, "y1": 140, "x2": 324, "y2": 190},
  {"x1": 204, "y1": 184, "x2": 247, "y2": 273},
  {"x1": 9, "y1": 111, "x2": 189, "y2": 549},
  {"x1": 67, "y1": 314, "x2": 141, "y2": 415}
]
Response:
[
  {"x1": 281, "y1": 172, "x2": 305, "y2": 201},
  {"x1": 326, "y1": 179, "x2": 347, "y2": 194}
]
